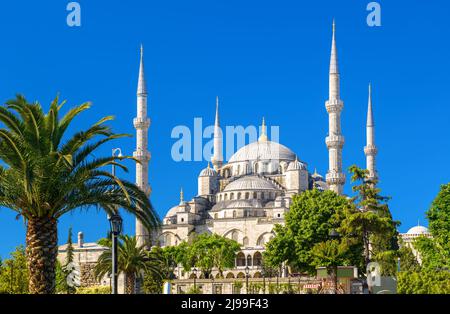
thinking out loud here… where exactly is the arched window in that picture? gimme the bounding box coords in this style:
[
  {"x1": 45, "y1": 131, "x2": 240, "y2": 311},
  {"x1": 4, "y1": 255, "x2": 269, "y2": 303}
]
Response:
[
  {"x1": 230, "y1": 193, "x2": 234, "y2": 200},
  {"x1": 237, "y1": 165, "x2": 241, "y2": 175},
  {"x1": 236, "y1": 252, "x2": 246, "y2": 267},
  {"x1": 237, "y1": 192, "x2": 241, "y2": 200},
  {"x1": 245, "y1": 192, "x2": 250, "y2": 200},
  {"x1": 224, "y1": 194, "x2": 228, "y2": 201},
  {"x1": 253, "y1": 192, "x2": 257, "y2": 199},
  {"x1": 243, "y1": 237, "x2": 249, "y2": 246},
  {"x1": 214, "y1": 213, "x2": 218, "y2": 219},
  {"x1": 231, "y1": 230, "x2": 239, "y2": 242},
  {"x1": 247, "y1": 255, "x2": 252, "y2": 267},
  {"x1": 253, "y1": 252, "x2": 263, "y2": 266},
  {"x1": 233, "y1": 211, "x2": 237, "y2": 218},
  {"x1": 226, "y1": 272, "x2": 235, "y2": 279}
]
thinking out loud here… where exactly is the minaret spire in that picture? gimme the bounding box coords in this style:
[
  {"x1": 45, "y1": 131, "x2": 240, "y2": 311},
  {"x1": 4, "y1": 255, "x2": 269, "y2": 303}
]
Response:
[
  {"x1": 325, "y1": 20, "x2": 346, "y2": 195},
  {"x1": 259, "y1": 117, "x2": 268, "y2": 142},
  {"x1": 364, "y1": 83, "x2": 378, "y2": 182},
  {"x1": 211, "y1": 96, "x2": 223, "y2": 170},
  {"x1": 134, "y1": 45, "x2": 151, "y2": 247}
]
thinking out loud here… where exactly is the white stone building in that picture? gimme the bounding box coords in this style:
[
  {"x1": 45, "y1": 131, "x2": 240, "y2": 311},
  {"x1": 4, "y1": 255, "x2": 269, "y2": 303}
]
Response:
[
  {"x1": 145, "y1": 22, "x2": 379, "y2": 280},
  {"x1": 400, "y1": 224, "x2": 432, "y2": 264}
]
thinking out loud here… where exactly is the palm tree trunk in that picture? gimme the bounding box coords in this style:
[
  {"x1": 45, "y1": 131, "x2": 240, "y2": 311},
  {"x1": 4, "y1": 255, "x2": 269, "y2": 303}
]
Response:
[
  {"x1": 125, "y1": 273, "x2": 136, "y2": 294},
  {"x1": 26, "y1": 216, "x2": 58, "y2": 294}
]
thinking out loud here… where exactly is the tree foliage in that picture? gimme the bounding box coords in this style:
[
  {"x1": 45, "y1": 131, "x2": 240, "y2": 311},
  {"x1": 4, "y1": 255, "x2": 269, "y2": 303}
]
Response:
[
  {"x1": 398, "y1": 183, "x2": 450, "y2": 294},
  {"x1": 427, "y1": 183, "x2": 450, "y2": 255},
  {"x1": 94, "y1": 235, "x2": 160, "y2": 294},
  {"x1": 176, "y1": 233, "x2": 241, "y2": 278},
  {"x1": 264, "y1": 189, "x2": 360, "y2": 275},
  {"x1": 0, "y1": 246, "x2": 28, "y2": 294},
  {"x1": 0, "y1": 95, "x2": 160, "y2": 293},
  {"x1": 341, "y1": 166, "x2": 399, "y2": 275}
]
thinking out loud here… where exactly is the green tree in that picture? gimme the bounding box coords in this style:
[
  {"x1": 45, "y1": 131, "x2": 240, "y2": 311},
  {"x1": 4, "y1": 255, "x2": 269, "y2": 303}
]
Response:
[
  {"x1": 143, "y1": 246, "x2": 179, "y2": 294},
  {"x1": 0, "y1": 95, "x2": 160, "y2": 294},
  {"x1": 0, "y1": 246, "x2": 29, "y2": 294},
  {"x1": 427, "y1": 183, "x2": 450, "y2": 255},
  {"x1": 264, "y1": 189, "x2": 359, "y2": 275},
  {"x1": 311, "y1": 239, "x2": 351, "y2": 294},
  {"x1": 397, "y1": 183, "x2": 450, "y2": 294},
  {"x1": 94, "y1": 235, "x2": 160, "y2": 294},
  {"x1": 177, "y1": 233, "x2": 241, "y2": 278},
  {"x1": 341, "y1": 166, "x2": 399, "y2": 274},
  {"x1": 55, "y1": 227, "x2": 78, "y2": 294}
]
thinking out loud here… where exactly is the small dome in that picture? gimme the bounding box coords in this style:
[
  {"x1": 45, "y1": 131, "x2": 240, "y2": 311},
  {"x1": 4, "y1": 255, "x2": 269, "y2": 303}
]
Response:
[
  {"x1": 199, "y1": 164, "x2": 217, "y2": 177},
  {"x1": 164, "y1": 205, "x2": 179, "y2": 218},
  {"x1": 224, "y1": 176, "x2": 278, "y2": 192},
  {"x1": 287, "y1": 159, "x2": 306, "y2": 171},
  {"x1": 407, "y1": 225, "x2": 429, "y2": 235}
]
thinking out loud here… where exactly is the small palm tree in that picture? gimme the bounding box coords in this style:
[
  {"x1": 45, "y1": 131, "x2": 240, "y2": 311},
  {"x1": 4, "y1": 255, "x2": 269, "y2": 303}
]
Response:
[
  {"x1": 0, "y1": 95, "x2": 160, "y2": 294},
  {"x1": 94, "y1": 235, "x2": 160, "y2": 294}
]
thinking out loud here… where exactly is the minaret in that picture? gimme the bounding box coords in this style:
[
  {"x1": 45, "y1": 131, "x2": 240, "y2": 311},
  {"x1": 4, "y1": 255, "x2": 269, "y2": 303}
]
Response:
[
  {"x1": 211, "y1": 96, "x2": 223, "y2": 170},
  {"x1": 325, "y1": 20, "x2": 346, "y2": 195},
  {"x1": 134, "y1": 45, "x2": 151, "y2": 247},
  {"x1": 364, "y1": 84, "x2": 378, "y2": 182}
]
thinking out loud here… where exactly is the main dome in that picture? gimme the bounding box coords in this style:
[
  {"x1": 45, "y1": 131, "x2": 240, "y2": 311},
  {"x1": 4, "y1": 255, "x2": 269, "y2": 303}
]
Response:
[
  {"x1": 228, "y1": 140, "x2": 296, "y2": 163},
  {"x1": 224, "y1": 176, "x2": 278, "y2": 192}
]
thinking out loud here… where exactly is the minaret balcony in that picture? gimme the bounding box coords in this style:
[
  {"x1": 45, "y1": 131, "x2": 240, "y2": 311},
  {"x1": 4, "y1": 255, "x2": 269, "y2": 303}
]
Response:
[
  {"x1": 325, "y1": 135, "x2": 345, "y2": 148},
  {"x1": 133, "y1": 150, "x2": 151, "y2": 162},
  {"x1": 364, "y1": 145, "x2": 378, "y2": 155},
  {"x1": 133, "y1": 117, "x2": 151, "y2": 129},
  {"x1": 326, "y1": 172, "x2": 346, "y2": 185},
  {"x1": 325, "y1": 99, "x2": 344, "y2": 113}
]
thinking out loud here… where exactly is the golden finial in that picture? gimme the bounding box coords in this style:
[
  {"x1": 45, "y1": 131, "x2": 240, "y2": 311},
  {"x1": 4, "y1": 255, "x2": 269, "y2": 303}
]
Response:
[
  {"x1": 259, "y1": 117, "x2": 268, "y2": 142},
  {"x1": 180, "y1": 187, "x2": 184, "y2": 204}
]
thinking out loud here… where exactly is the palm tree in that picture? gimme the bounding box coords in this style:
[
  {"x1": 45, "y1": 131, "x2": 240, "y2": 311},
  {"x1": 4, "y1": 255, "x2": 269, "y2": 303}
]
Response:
[
  {"x1": 0, "y1": 95, "x2": 160, "y2": 294},
  {"x1": 94, "y1": 235, "x2": 161, "y2": 294}
]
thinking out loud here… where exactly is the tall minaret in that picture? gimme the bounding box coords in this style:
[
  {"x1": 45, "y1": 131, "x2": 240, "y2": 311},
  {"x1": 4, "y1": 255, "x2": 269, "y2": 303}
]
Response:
[
  {"x1": 325, "y1": 20, "x2": 346, "y2": 195},
  {"x1": 211, "y1": 96, "x2": 223, "y2": 170},
  {"x1": 134, "y1": 45, "x2": 151, "y2": 247},
  {"x1": 364, "y1": 84, "x2": 378, "y2": 181}
]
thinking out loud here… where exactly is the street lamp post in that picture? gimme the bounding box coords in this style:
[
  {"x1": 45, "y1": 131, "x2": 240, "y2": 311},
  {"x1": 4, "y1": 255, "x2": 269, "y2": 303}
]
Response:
[
  {"x1": 109, "y1": 148, "x2": 123, "y2": 295},
  {"x1": 329, "y1": 229, "x2": 341, "y2": 295},
  {"x1": 109, "y1": 214, "x2": 123, "y2": 294},
  {"x1": 276, "y1": 267, "x2": 280, "y2": 294},
  {"x1": 262, "y1": 269, "x2": 266, "y2": 294},
  {"x1": 245, "y1": 266, "x2": 250, "y2": 294},
  {"x1": 193, "y1": 267, "x2": 197, "y2": 290}
]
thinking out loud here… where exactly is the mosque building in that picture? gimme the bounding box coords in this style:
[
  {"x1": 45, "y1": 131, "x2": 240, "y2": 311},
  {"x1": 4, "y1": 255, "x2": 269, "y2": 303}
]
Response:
[{"x1": 133, "y1": 22, "x2": 378, "y2": 279}]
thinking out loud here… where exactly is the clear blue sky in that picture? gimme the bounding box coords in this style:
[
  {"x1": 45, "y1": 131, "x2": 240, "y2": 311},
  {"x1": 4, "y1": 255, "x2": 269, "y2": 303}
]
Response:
[{"x1": 0, "y1": 0, "x2": 449, "y2": 258}]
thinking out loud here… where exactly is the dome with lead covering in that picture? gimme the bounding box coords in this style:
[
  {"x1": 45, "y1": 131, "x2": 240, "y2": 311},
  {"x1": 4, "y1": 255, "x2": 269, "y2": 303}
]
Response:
[
  {"x1": 228, "y1": 141, "x2": 296, "y2": 163},
  {"x1": 223, "y1": 176, "x2": 278, "y2": 192},
  {"x1": 407, "y1": 225, "x2": 429, "y2": 235},
  {"x1": 199, "y1": 164, "x2": 217, "y2": 177}
]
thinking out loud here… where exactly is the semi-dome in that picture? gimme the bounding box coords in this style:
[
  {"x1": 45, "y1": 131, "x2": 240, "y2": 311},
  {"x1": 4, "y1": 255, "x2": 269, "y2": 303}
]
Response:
[
  {"x1": 223, "y1": 176, "x2": 278, "y2": 192},
  {"x1": 407, "y1": 225, "x2": 430, "y2": 235},
  {"x1": 287, "y1": 159, "x2": 307, "y2": 171},
  {"x1": 228, "y1": 141, "x2": 296, "y2": 163},
  {"x1": 199, "y1": 163, "x2": 216, "y2": 177},
  {"x1": 225, "y1": 200, "x2": 257, "y2": 209}
]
